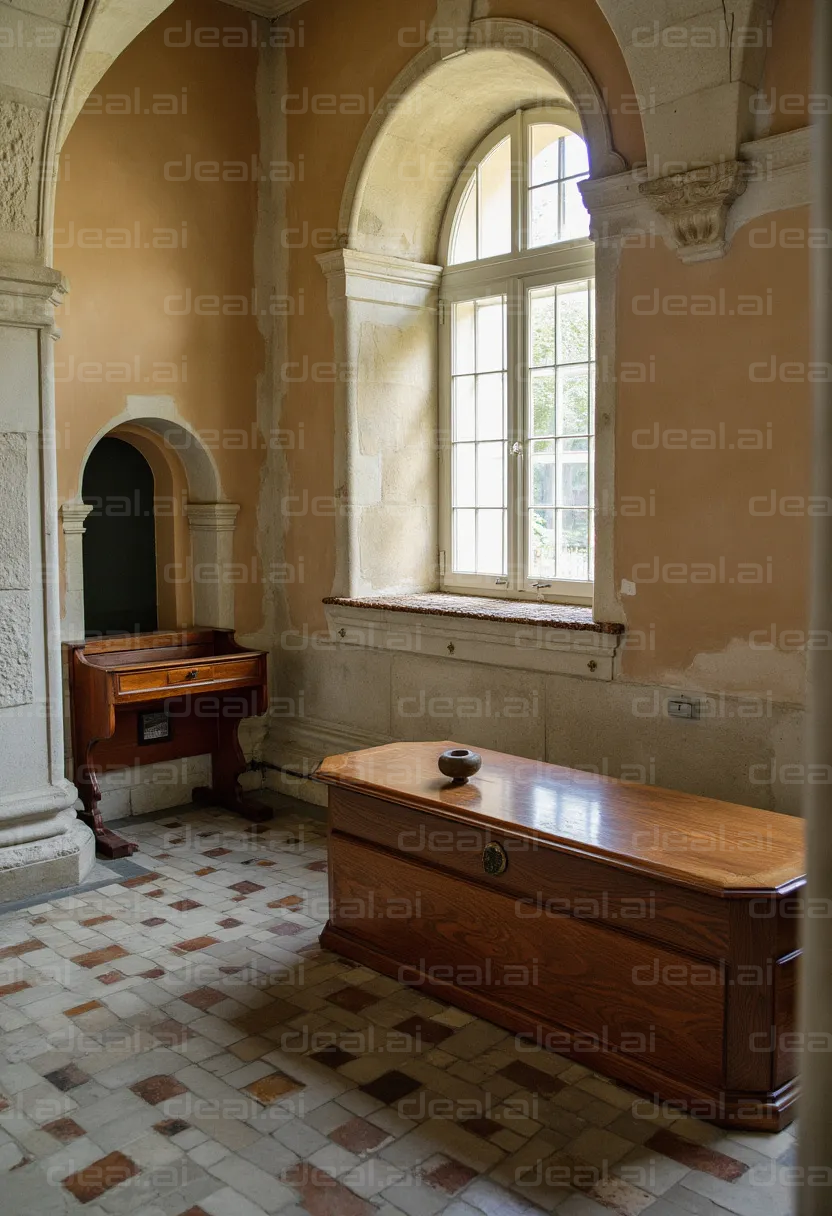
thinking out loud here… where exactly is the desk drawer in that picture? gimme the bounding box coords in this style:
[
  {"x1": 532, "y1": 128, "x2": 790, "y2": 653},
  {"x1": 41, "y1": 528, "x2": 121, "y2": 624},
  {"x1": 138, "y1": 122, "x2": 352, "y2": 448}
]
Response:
[
  {"x1": 167, "y1": 663, "x2": 214, "y2": 686},
  {"x1": 116, "y1": 669, "x2": 167, "y2": 696},
  {"x1": 210, "y1": 657, "x2": 262, "y2": 685},
  {"x1": 115, "y1": 656, "x2": 262, "y2": 700}
]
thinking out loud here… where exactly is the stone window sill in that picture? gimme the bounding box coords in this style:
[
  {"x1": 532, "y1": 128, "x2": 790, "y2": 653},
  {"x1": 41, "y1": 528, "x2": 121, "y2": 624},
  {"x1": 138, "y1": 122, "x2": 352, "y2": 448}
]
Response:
[{"x1": 322, "y1": 594, "x2": 624, "y2": 680}]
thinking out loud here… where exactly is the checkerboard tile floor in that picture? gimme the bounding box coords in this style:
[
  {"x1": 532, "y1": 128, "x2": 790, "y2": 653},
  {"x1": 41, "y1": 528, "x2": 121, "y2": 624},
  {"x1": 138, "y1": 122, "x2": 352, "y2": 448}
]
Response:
[{"x1": 0, "y1": 802, "x2": 797, "y2": 1216}]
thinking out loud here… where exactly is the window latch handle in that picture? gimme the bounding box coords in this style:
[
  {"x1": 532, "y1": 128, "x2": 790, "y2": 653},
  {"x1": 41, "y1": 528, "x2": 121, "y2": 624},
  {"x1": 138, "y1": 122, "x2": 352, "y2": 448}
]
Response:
[
  {"x1": 511, "y1": 442, "x2": 522, "y2": 455},
  {"x1": 532, "y1": 581, "x2": 551, "y2": 589}
]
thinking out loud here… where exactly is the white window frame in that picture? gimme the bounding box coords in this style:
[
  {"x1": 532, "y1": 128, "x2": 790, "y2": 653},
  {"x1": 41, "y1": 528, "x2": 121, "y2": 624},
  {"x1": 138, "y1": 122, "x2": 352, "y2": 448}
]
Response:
[{"x1": 438, "y1": 106, "x2": 596, "y2": 606}]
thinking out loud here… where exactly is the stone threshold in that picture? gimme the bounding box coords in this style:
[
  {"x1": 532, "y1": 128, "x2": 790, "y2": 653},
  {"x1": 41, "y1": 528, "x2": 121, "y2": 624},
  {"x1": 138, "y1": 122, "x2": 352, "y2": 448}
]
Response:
[{"x1": 322, "y1": 592, "x2": 624, "y2": 634}]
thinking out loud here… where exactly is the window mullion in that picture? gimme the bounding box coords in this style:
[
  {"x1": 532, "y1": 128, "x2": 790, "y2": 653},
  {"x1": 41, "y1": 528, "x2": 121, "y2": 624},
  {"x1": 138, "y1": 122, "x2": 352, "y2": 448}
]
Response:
[{"x1": 506, "y1": 277, "x2": 524, "y2": 594}]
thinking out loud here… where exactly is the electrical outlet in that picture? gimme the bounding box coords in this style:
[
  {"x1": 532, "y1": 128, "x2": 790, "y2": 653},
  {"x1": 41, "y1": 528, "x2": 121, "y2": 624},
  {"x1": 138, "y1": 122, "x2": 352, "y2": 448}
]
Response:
[{"x1": 668, "y1": 697, "x2": 700, "y2": 721}]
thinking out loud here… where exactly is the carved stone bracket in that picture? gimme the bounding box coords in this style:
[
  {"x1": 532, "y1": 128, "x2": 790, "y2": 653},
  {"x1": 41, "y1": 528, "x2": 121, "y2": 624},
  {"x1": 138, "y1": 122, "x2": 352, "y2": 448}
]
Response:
[{"x1": 639, "y1": 161, "x2": 750, "y2": 263}]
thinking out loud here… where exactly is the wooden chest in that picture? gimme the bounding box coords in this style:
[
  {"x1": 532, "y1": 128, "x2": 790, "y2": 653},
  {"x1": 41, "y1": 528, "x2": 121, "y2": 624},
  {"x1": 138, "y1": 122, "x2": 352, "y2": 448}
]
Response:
[{"x1": 317, "y1": 741, "x2": 805, "y2": 1131}]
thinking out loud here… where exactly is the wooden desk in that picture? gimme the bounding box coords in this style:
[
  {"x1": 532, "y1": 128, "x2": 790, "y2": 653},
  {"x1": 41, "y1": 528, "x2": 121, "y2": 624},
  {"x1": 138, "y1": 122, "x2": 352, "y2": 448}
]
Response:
[
  {"x1": 65, "y1": 629, "x2": 270, "y2": 858},
  {"x1": 318, "y1": 741, "x2": 806, "y2": 1130}
]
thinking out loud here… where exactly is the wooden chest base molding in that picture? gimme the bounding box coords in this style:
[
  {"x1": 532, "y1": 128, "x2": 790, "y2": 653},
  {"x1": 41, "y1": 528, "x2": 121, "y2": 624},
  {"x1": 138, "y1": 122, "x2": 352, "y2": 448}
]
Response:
[
  {"x1": 317, "y1": 741, "x2": 806, "y2": 1131},
  {"x1": 65, "y1": 629, "x2": 271, "y2": 858}
]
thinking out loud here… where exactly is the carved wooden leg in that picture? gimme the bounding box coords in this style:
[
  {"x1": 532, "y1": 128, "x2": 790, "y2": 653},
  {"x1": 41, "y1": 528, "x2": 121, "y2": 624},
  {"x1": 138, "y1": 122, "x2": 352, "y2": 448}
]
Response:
[
  {"x1": 76, "y1": 748, "x2": 138, "y2": 860},
  {"x1": 192, "y1": 715, "x2": 273, "y2": 823}
]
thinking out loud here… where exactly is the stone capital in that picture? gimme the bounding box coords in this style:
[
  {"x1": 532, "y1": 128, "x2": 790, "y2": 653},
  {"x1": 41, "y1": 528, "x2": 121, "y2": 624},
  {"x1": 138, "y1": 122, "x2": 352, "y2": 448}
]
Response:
[
  {"x1": 185, "y1": 502, "x2": 240, "y2": 533},
  {"x1": 639, "y1": 161, "x2": 750, "y2": 263},
  {"x1": 60, "y1": 501, "x2": 94, "y2": 536}
]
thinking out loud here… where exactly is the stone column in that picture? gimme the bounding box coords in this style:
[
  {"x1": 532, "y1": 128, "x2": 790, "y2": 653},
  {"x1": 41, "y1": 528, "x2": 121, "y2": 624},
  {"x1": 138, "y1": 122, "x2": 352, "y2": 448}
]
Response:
[
  {"x1": 60, "y1": 500, "x2": 93, "y2": 641},
  {"x1": 0, "y1": 265, "x2": 94, "y2": 899},
  {"x1": 185, "y1": 502, "x2": 240, "y2": 629},
  {"x1": 798, "y1": 0, "x2": 832, "y2": 1207}
]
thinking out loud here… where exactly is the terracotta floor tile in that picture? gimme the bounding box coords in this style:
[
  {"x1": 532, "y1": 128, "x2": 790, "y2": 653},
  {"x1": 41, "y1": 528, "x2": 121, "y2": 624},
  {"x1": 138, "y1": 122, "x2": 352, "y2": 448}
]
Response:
[
  {"x1": 282, "y1": 1163, "x2": 374, "y2": 1216},
  {"x1": 194, "y1": 867, "x2": 216, "y2": 876},
  {"x1": 64, "y1": 1000, "x2": 103, "y2": 1017},
  {"x1": 141, "y1": 967, "x2": 166, "y2": 979},
  {"x1": 182, "y1": 987, "x2": 225, "y2": 1009},
  {"x1": 395, "y1": 1015, "x2": 455, "y2": 1046},
  {"x1": 310, "y1": 1045, "x2": 357, "y2": 1070},
  {"x1": 499, "y1": 1059, "x2": 565, "y2": 1096},
  {"x1": 330, "y1": 1116, "x2": 390, "y2": 1154},
  {"x1": 0, "y1": 938, "x2": 45, "y2": 960},
  {"x1": 97, "y1": 970, "x2": 125, "y2": 985},
  {"x1": 329, "y1": 986, "x2": 379, "y2": 1013},
  {"x1": 0, "y1": 981, "x2": 30, "y2": 997},
  {"x1": 121, "y1": 872, "x2": 160, "y2": 888},
  {"x1": 268, "y1": 895, "x2": 304, "y2": 909},
  {"x1": 461, "y1": 1116, "x2": 502, "y2": 1139},
  {"x1": 80, "y1": 915, "x2": 115, "y2": 927},
  {"x1": 141, "y1": 917, "x2": 167, "y2": 927},
  {"x1": 62, "y1": 1150, "x2": 139, "y2": 1202},
  {"x1": 360, "y1": 1069, "x2": 422, "y2": 1105},
  {"x1": 173, "y1": 936, "x2": 219, "y2": 952},
  {"x1": 306, "y1": 861, "x2": 327, "y2": 872},
  {"x1": 647, "y1": 1128, "x2": 749, "y2": 1181},
  {"x1": 245, "y1": 1071, "x2": 304, "y2": 1105},
  {"x1": 43, "y1": 1117, "x2": 86, "y2": 1142},
  {"x1": 72, "y1": 945, "x2": 129, "y2": 969},
  {"x1": 151, "y1": 1019, "x2": 194, "y2": 1046},
  {"x1": 423, "y1": 1157, "x2": 478, "y2": 1194},
  {"x1": 130, "y1": 1074, "x2": 188, "y2": 1105},
  {"x1": 45, "y1": 1063, "x2": 90, "y2": 1092},
  {"x1": 217, "y1": 918, "x2": 242, "y2": 928},
  {"x1": 170, "y1": 899, "x2": 202, "y2": 912},
  {"x1": 203, "y1": 848, "x2": 231, "y2": 857},
  {"x1": 229, "y1": 881, "x2": 264, "y2": 895},
  {"x1": 268, "y1": 922, "x2": 303, "y2": 936}
]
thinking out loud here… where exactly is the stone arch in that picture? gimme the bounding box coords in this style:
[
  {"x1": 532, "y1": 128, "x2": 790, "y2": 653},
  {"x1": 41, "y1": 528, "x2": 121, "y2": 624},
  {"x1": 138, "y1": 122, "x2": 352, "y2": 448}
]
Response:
[
  {"x1": 320, "y1": 20, "x2": 629, "y2": 620},
  {"x1": 341, "y1": 18, "x2": 628, "y2": 261},
  {"x1": 62, "y1": 409, "x2": 240, "y2": 637}
]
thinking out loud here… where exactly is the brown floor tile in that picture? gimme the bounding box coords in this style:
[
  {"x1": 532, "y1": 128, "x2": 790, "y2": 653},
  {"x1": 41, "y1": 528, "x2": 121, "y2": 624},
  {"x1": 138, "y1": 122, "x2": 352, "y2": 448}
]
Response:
[
  {"x1": 142, "y1": 918, "x2": 167, "y2": 927},
  {"x1": 395, "y1": 1016, "x2": 455, "y2": 1046},
  {"x1": 154, "y1": 1117, "x2": 191, "y2": 1137},
  {"x1": 329, "y1": 987, "x2": 379, "y2": 1013},
  {"x1": 217, "y1": 918, "x2": 242, "y2": 928},
  {"x1": 151, "y1": 1019, "x2": 194, "y2": 1046},
  {"x1": 182, "y1": 987, "x2": 225, "y2": 1010},
  {"x1": 310, "y1": 1046, "x2": 357, "y2": 1070},
  {"x1": 306, "y1": 861, "x2": 327, "y2": 872},
  {"x1": 203, "y1": 848, "x2": 231, "y2": 857},
  {"x1": 229, "y1": 881, "x2": 264, "y2": 895},
  {"x1": 72, "y1": 945, "x2": 129, "y2": 969},
  {"x1": 142, "y1": 967, "x2": 166, "y2": 979},
  {"x1": 194, "y1": 867, "x2": 216, "y2": 876},
  {"x1": 170, "y1": 899, "x2": 202, "y2": 912},
  {"x1": 43, "y1": 1117, "x2": 86, "y2": 1142},
  {"x1": 130, "y1": 1074, "x2": 188, "y2": 1105},
  {"x1": 330, "y1": 1116, "x2": 390, "y2": 1154},
  {"x1": 268, "y1": 922, "x2": 303, "y2": 936},
  {"x1": 282, "y1": 1163, "x2": 374, "y2": 1216},
  {"x1": 499, "y1": 1059, "x2": 565, "y2": 1096},
  {"x1": 245, "y1": 1071, "x2": 303, "y2": 1105},
  {"x1": 45, "y1": 1064, "x2": 90, "y2": 1092},
  {"x1": 121, "y1": 872, "x2": 161, "y2": 887},
  {"x1": 360, "y1": 1069, "x2": 422, "y2": 1105},
  {"x1": 98, "y1": 970, "x2": 126, "y2": 985},
  {"x1": 0, "y1": 981, "x2": 30, "y2": 997},
  {"x1": 268, "y1": 895, "x2": 304, "y2": 909},
  {"x1": 647, "y1": 1129, "x2": 748, "y2": 1181},
  {"x1": 80, "y1": 916, "x2": 115, "y2": 927},
  {"x1": 173, "y1": 936, "x2": 219, "y2": 952},
  {"x1": 62, "y1": 1150, "x2": 139, "y2": 1202},
  {"x1": 461, "y1": 1116, "x2": 502, "y2": 1139},
  {"x1": 64, "y1": 1000, "x2": 103, "y2": 1017},
  {"x1": 0, "y1": 939, "x2": 44, "y2": 960},
  {"x1": 423, "y1": 1158, "x2": 478, "y2": 1194}
]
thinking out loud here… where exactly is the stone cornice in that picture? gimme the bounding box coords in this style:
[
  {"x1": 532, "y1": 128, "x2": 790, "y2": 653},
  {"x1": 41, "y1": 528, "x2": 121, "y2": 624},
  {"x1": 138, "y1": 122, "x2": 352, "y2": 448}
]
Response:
[
  {"x1": 60, "y1": 502, "x2": 93, "y2": 536},
  {"x1": 317, "y1": 248, "x2": 443, "y2": 310},
  {"x1": 185, "y1": 503, "x2": 241, "y2": 532}
]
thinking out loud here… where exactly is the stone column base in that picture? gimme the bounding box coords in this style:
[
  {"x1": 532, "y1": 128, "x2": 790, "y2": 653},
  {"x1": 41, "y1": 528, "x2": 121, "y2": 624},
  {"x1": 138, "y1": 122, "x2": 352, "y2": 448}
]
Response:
[{"x1": 0, "y1": 813, "x2": 96, "y2": 903}]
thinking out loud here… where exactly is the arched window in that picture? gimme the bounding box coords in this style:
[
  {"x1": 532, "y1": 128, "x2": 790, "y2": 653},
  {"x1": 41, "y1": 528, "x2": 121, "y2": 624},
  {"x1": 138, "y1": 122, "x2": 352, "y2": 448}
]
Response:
[{"x1": 439, "y1": 108, "x2": 595, "y2": 603}]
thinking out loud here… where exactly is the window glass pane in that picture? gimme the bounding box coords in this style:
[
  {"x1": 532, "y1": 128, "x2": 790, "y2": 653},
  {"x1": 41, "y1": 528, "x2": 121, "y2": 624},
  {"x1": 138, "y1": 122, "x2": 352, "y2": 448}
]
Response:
[
  {"x1": 476, "y1": 373, "x2": 505, "y2": 441},
  {"x1": 477, "y1": 510, "x2": 505, "y2": 575},
  {"x1": 530, "y1": 370, "x2": 555, "y2": 437},
  {"x1": 530, "y1": 288, "x2": 555, "y2": 367},
  {"x1": 475, "y1": 297, "x2": 505, "y2": 372},
  {"x1": 562, "y1": 176, "x2": 590, "y2": 240},
  {"x1": 454, "y1": 509, "x2": 476, "y2": 573},
  {"x1": 453, "y1": 301, "x2": 475, "y2": 374},
  {"x1": 557, "y1": 366, "x2": 590, "y2": 435},
  {"x1": 450, "y1": 175, "x2": 477, "y2": 264},
  {"x1": 557, "y1": 284, "x2": 590, "y2": 364},
  {"x1": 529, "y1": 182, "x2": 559, "y2": 248},
  {"x1": 453, "y1": 375, "x2": 475, "y2": 441},
  {"x1": 530, "y1": 124, "x2": 562, "y2": 187},
  {"x1": 563, "y1": 133, "x2": 589, "y2": 177},
  {"x1": 478, "y1": 136, "x2": 512, "y2": 259},
  {"x1": 527, "y1": 280, "x2": 594, "y2": 584},
  {"x1": 477, "y1": 442, "x2": 505, "y2": 508},
  {"x1": 453, "y1": 444, "x2": 476, "y2": 507},
  {"x1": 558, "y1": 510, "x2": 590, "y2": 580}
]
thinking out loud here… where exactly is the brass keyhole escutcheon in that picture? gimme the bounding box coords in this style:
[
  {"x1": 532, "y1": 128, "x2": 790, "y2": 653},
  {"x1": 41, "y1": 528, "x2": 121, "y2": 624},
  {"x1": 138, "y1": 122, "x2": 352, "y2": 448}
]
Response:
[
  {"x1": 483, "y1": 842, "x2": 508, "y2": 876},
  {"x1": 186, "y1": 669, "x2": 199, "y2": 680}
]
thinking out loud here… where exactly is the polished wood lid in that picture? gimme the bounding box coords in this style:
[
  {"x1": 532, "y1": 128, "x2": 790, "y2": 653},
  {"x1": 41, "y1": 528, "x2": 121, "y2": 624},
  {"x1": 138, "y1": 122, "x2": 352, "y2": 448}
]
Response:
[{"x1": 318, "y1": 741, "x2": 805, "y2": 897}]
